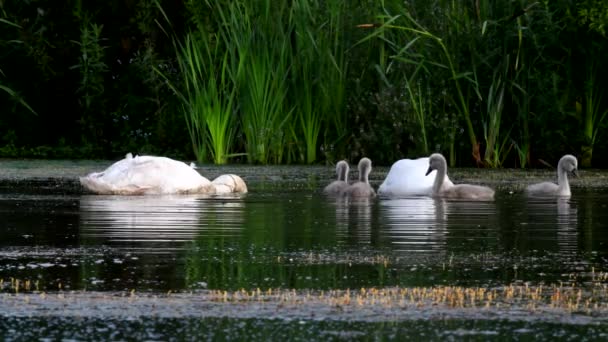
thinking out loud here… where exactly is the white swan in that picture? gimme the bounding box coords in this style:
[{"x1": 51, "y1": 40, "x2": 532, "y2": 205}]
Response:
[
  {"x1": 342, "y1": 157, "x2": 376, "y2": 198},
  {"x1": 80, "y1": 153, "x2": 247, "y2": 195},
  {"x1": 526, "y1": 154, "x2": 578, "y2": 197},
  {"x1": 426, "y1": 153, "x2": 495, "y2": 200},
  {"x1": 323, "y1": 160, "x2": 350, "y2": 195},
  {"x1": 378, "y1": 157, "x2": 454, "y2": 197}
]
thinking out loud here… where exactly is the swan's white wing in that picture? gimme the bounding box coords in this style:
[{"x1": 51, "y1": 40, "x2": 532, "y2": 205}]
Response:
[{"x1": 81, "y1": 155, "x2": 211, "y2": 194}]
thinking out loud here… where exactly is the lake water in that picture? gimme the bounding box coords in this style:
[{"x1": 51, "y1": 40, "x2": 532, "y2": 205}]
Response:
[{"x1": 1, "y1": 160, "x2": 607, "y2": 340}]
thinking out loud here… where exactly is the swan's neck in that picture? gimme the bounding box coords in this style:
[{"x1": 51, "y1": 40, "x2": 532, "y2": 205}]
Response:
[
  {"x1": 557, "y1": 168, "x2": 570, "y2": 195},
  {"x1": 432, "y1": 164, "x2": 447, "y2": 195}
]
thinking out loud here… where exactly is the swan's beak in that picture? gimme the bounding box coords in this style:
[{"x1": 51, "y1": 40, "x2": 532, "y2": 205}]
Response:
[
  {"x1": 572, "y1": 169, "x2": 579, "y2": 177},
  {"x1": 425, "y1": 166, "x2": 433, "y2": 176}
]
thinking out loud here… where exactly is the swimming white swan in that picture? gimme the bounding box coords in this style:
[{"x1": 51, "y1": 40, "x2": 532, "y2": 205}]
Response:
[
  {"x1": 80, "y1": 153, "x2": 247, "y2": 195},
  {"x1": 426, "y1": 153, "x2": 495, "y2": 200},
  {"x1": 342, "y1": 157, "x2": 376, "y2": 198},
  {"x1": 378, "y1": 157, "x2": 454, "y2": 197},
  {"x1": 526, "y1": 154, "x2": 578, "y2": 197},
  {"x1": 323, "y1": 160, "x2": 350, "y2": 195}
]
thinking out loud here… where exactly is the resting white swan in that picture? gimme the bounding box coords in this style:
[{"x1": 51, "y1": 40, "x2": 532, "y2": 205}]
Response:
[
  {"x1": 323, "y1": 160, "x2": 350, "y2": 195},
  {"x1": 342, "y1": 157, "x2": 376, "y2": 198},
  {"x1": 526, "y1": 154, "x2": 578, "y2": 197},
  {"x1": 426, "y1": 153, "x2": 495, "y2": 200},
  {"x1": 80, "y1": 153, "x2": 247, "y2": 195},
  {"x1": 378, "y1": 157, "x2": 454, "y2": 197}
]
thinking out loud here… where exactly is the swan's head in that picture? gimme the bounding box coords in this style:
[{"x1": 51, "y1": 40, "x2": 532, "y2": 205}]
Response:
[
  {"x1": 559, "y1": 154, "x2": 578, "y2": 176},
  {"x1": 425, "y1": 153, "x2": 446, "y2": 176}
]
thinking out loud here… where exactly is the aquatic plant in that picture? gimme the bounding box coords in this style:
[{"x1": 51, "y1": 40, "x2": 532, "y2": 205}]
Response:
[
  {"x1": 176, "y1": 34, "x2": 237, "y2": 164},
  {"x1": 358, "y1": 10, "x2": 480, "y2": 165},
  {"x1": 289, "y1": 0, "x2": 348, "y2": 164},
  {"x1": 482, "y1": 68, "x2": 510, "y2": 168},
  {"x1": 579, "y1": 62, "x2": 608, "y2": 167},
  {"x1": 213, "y1": 0, "x2": 293, "y2": 164},
  {"x1": 0, "y1": 20, "x2": 37, "y2": 115},
  {"x1": 404, "y1": 76, "x2": 430, "y2": 155},
  {"x1": 70, "y1": 19, "x2": 108, "y2": 142}
]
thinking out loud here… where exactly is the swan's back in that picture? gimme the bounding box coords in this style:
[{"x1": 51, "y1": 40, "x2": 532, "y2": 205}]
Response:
[
  {"x1": 442, "y1": 184, "x2": 495, "y2": 200},
  {"x1": 80, "y1": 154, "x2": 213, "y2": 195},
  {"x1": 378, "y1": 157, "x2": 453, "y2": 197},
  {"x1": 525, "y1": 154, "x2": 577, "y2": 197},
  {"x1": 324, "y1": 160, "x2": 349, "y2": 195},
  {"x1": 526, "y1": 182, "x2": 560, "y2": 197},
  {"x1": 343, "y1": 182, "x2": 375, "y2": 197}
]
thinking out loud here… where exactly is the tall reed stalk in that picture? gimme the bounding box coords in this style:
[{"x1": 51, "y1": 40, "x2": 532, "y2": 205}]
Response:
[
  {"x1": 404, "y1": 75, "x2": 429, "y2": 154},
  {"x1": 178, "y1": 34, "x2": 237, "y2": 164},
  {"x1": 580, "y1": 63, "x2": 608, "y2": 167},
  {"x1": 211, "y1": 0, "x2": 293, "y2": 164},
  {"x1": 359, "y1": 11, "x2": 480, "y2": 163},
  {"x1": 0, "y1": 19, "x2": 37, "y2": 115},
  {"x1": 290, "y1": 0, "x2": 347, "y2": 164},
  {"x1": 482, "y1": 71, "x2": 509, "y2": 167},
  {"x1": 155, "y1": 3, "x2": 239, "y2": 164},
  {"x1": 70, "y1": 20, "x2": 107, "y2": 140}
]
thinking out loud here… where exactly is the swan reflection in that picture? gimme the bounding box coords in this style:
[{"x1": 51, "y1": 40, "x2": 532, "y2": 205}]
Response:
[
  {"x1": 79, "y1": 194, "x2": 246, "y2": 246},
  {"x1": 331, "y1": 196, "x2": 373, "y2": 244},
  {"x1": 524, "y1": 197, "x2": 578, "y2": 252},
  {"x1": 556, "y1": 198, "x2": 577, "y2": 252},
  {"x1": 379, "y1": 197, "x2": 447, "y2": 253}
]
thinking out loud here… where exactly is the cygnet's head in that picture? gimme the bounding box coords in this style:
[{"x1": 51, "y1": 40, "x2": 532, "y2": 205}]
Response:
[
  {"x1": 358, "y1": 157, "x2": 372, "y2": 181},
  {"x1": 559, "y1": 154, "x2": 578, "y2": 176},
  {"x1": 425, "y1": 153, "x2": 446, "y2": 176},
  {"x1": 336, "y1": 160, "x2": 349, "y2": 182},
  {"x1": 359, "y1": 157, "x2": 372, "y2": 171}
]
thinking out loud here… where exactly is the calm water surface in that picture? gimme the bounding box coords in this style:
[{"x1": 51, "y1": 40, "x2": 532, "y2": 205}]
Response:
[{"x1": 1, "y1": 160, "x2": 607, "y2": 340}]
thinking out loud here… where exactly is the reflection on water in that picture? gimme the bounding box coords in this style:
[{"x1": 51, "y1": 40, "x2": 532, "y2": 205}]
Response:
[
  {"x1": 330, "y1": 197, "x2": 373, "y2": 244},
  {"x1": 378, "y1": 197, "x2": 447, "y2": 253},
  {"x1": 556, "y1": 198, "x2": 578, "y2": 252},
  {"x1": 523, "y1": 197, "x2": 579, "y2": 253},
  {"x1": 79, "y1": 194, "x2": 246, "y2": 247},
  {"x1": 1, "y1": 186, "x2": 608, "y2": 294}
]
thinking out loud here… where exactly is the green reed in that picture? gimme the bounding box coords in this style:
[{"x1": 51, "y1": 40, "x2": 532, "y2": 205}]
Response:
[
  {"x1": 404, "y1": 73, "x2": 430, "y2": 155},
  {"x1": 211, "y1": 0, "x2": 293, "y2": 164},
  {"x1": 289, "y1": 0, "x2": 347, "y2": 164},
  {"x1": 580, "y1": 62, "x2": 608, "y2": 167},
  {"x1": 179, "y1": 34, "x2": 237, "y2": 164},
  {"x1": 359, "y1": 10, "x2": 480, "y2": 164},
  {"x1": 70, "y1": 20, "x2": 107, "y2": 140},
  {"x1": 155, "y1": 3, "x2": 239, "y2": 164},
  {"x1": 0, "y1": 19, "x2": 37, "y2": 115},
  {"x1": 482, "y1": 69, "x2": 508, "y2": 168}
]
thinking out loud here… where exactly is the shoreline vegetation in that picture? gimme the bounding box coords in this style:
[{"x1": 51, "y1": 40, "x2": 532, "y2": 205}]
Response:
[{"x1": 1, "y1": 1, "x2": 607, "y2": 168}]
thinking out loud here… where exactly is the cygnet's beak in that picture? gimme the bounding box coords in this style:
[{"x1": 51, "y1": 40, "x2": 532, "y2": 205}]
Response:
[
  {"x1": 425, "y1": 166, "x2": 433, "y2": 176},
  {"x1": 572, "y1": 169, "x2": 579, "y2": 178}
]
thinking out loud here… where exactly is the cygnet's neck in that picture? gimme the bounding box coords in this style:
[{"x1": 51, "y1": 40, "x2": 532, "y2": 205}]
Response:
[
  {"x1": 338, "y1": 163, "x2": 349, "y2": 183},
  {"x1": 359, "y1": 164, "x2": 370, "y2": 184},
  {"x1": 557, "y1": 165, "x2": 570, "y2": 195},
  {"x1": 432, "y1": 160, "x2": 447, "y2": 195}
]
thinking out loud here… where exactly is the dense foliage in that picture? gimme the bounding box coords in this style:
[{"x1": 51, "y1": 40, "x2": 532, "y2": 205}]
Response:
[{"x1": 1, "y1": 0, "x2": 607, "y2": 167}]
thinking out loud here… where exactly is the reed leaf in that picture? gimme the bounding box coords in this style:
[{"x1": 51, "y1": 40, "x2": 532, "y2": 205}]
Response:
[{"x1": 362, "y1": 11, "x2": 481, "y2": 163}]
